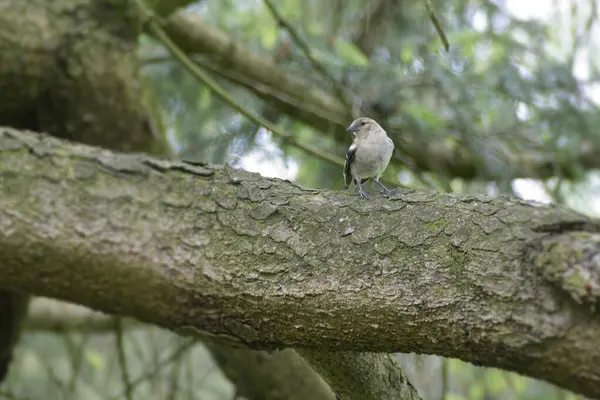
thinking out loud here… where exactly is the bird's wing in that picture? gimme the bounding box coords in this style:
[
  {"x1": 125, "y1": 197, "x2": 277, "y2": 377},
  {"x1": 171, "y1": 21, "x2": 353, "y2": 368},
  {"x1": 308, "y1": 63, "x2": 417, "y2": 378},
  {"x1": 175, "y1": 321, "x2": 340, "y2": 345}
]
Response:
[
  {"x1": 344, "y1": 142, "x2": 357, "y2": 187},
  {"x1": 389, "y1": 136, "x2": 396, "y2": 160}
]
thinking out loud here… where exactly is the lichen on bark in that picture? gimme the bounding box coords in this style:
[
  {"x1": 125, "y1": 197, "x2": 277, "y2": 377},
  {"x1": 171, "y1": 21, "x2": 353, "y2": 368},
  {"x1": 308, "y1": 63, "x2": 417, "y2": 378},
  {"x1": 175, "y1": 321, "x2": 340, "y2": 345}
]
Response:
[{"x1": 531, "y1": 231, "x2": 600, "y2": 311}]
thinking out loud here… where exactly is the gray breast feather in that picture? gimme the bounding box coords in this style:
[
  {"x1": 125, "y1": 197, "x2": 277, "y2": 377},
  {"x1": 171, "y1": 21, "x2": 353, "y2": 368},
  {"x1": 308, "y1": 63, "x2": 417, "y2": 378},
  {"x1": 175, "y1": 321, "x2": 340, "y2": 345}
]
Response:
[{"x1": 349, "y1": 136, "x2": 394, "y2": 179}]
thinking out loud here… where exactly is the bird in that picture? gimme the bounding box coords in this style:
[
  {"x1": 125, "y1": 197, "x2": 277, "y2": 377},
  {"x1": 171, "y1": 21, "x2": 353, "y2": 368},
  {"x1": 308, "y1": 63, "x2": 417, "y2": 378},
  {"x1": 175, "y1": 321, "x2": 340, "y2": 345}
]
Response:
[{"x1": 343, "y1": 117, "x2": 396, "y2": 197}]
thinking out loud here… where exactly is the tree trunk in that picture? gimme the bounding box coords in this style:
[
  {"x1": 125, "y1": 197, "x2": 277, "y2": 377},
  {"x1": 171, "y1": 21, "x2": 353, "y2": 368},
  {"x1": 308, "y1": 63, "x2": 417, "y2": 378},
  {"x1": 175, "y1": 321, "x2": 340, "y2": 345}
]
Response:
[{"x1": 0, "y1": 128, "x2": 599, "y2": 398}]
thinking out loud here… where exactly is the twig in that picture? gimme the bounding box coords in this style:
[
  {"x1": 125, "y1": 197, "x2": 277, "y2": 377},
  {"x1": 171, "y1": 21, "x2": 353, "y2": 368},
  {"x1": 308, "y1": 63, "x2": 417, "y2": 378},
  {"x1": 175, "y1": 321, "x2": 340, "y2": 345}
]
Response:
[
  {"x1": 143, "y1": 54, "x2": 346, "y2": 126},
  {"x1": 262, "y1": 0, "x2": 355, "y2": 114},
  {"x1": 109, "y1": 339, "x2": 197, "y2": 400},
  {"x1": 424, "y1": 0, "x2": 450, "y2": 51},
  {"x1": 440, "y1": 358, "x2": 448, "y2": 399},
  {"x1": 166, "y1": 354, "x2": 184, "y2": 400},
  {"x1": 63, "y1": 333, "x2": 92, "y2": 399},
  {"x1": 114, "y1": 317, "x2": 133, "y2": 400},
  {"x1": 144, "y1": 14, "x2": 349, "y2": 167}
]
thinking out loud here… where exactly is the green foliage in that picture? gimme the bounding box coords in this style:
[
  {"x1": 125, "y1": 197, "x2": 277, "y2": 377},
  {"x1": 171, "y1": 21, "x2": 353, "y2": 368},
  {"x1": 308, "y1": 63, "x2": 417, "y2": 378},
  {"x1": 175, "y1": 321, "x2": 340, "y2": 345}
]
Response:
[{"x1": 143, "y1": 0, "x2": 600, "y2": 200}]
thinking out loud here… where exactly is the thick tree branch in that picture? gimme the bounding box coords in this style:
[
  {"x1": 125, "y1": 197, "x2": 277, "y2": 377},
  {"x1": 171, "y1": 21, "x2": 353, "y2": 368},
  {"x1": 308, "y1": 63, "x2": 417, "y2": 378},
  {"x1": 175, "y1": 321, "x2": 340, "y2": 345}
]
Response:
[
  {"x1": 207, "y1": 347, "x2": 337, "y2": 400},
  {"x1": 298, "y1": 350, "x2": 421, "y2": 400},
  {"x1": 157, "y1": 10, "x2": 600, "y2": 181},
  {"x1": 1, "y1": 128, "x2": 600, "y2": 397}
]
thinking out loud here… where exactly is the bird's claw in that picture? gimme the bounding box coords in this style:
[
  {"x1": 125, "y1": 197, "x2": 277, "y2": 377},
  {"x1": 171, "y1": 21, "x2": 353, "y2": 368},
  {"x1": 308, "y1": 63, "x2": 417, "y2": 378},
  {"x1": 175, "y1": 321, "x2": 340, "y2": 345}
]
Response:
[
  {"x1": 358, "y1": 190, "x2": 369, "y2": 197},
  {"x1": 380, "y1": 188, "x2": 392, "y2": 196}
]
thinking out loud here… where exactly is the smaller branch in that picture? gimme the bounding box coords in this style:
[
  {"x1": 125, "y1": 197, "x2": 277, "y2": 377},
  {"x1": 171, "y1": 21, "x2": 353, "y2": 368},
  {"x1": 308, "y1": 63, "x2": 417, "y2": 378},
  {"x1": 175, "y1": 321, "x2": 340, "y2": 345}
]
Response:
[
  {"x1": 144, "y1": 12, "x2": 348, "y2": 169},
  {"x1": 423, "y1": 0, "x2": 449, "y2": 51},
  {"x1": 262, "y1": 0, "x2": 355, "y2": 114},
  {"x1": 109, "y1": 340, "x2": 197, "y2": 400},
  {"x1": 142, "y1": 54, "x2": 347, "y2": 132},
  {"x1": 353, "y1": 0, "x2": 389, "y2": 55},
  {"x1": 166, "y1": 354, "x2": 185, "y2": 400},
  {"x1": 115, "y1": 318, "x2": 133, "y2": 400},
  {"x1": 298, "y1": 350, "x2": 421, "y2": 400},
  {"x1": 63, "y1": 333, "x2": 92, "y2": 398},
  {"x1": 25, "y1": 298, "x2": 140, "y2": 333}
]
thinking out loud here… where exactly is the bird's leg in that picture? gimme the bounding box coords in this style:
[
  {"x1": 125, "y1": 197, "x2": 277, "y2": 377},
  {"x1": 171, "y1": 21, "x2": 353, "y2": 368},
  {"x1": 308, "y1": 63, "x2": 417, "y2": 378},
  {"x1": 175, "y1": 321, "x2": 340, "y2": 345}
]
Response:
[
  {"x1": 356, "y1": 179, "x2": 369, "y2": 197},
  {"x1": 375, "y1": 178, "x2": 392, "y2": 195}
]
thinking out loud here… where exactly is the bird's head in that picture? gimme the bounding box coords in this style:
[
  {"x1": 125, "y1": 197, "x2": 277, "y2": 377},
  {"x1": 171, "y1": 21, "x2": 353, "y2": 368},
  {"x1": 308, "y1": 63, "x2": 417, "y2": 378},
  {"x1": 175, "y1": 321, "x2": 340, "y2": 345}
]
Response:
[{"x1": 346, "y1": 117, "x2": 383, "y2": 138}]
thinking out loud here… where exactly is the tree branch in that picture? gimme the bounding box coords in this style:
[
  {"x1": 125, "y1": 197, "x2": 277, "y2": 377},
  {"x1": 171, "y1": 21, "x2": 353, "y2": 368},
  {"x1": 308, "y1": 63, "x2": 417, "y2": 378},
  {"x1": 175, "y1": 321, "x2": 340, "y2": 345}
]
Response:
[
  {"x1": 206, "y1": 347, "x2": 338, "y2": 400},
  {"x1": 158, "y1": 11, "x2": 349, "y2": 128},
  {"x1": 299, "y1": 350, "x2": 421, "y2": 400},
  {"x1": 423, "y1": 0, "x2": 449, "y2": 51},
  {"x1": 146, "y1": 13, "x2": 349, "y2": 172},
  {"x1": 1, "y1": 127, "x2": 600, "y2": 397},
  {"x1": 24, "y1": 298, "x2": 134, "y2": 333},
  {"x1": 262, "y1": 0, "x2": 354, "y2": 114}
]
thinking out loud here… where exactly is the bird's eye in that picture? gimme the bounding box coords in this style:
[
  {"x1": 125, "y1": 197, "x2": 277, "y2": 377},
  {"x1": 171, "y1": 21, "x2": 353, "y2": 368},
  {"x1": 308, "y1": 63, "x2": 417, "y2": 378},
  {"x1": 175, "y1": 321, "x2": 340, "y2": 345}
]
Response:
[{"x1": 360, "y1": 120, "x2": 366, "y2": 125}]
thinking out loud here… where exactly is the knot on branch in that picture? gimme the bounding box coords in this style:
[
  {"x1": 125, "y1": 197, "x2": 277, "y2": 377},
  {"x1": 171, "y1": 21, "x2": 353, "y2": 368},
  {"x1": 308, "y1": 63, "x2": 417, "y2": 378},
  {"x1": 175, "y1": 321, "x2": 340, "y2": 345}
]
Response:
[{"x1": 531, "y1": 232, "x2": 600, "y2": 311}]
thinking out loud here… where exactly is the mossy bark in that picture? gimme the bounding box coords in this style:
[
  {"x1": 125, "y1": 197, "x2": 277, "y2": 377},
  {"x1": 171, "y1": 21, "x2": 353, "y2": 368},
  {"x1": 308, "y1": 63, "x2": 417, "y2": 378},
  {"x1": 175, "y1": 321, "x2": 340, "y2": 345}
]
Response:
[
  {"x1": 0, "y1": 0, "x2": 163, "y2": 383},
  {"x1": 0, "y1": 128, "x2": 599, "y2": 397},
  {"x1": 0, "y1": 1, "x2": 343, "y2": 398},
  {"x1": 0, "y1": 0, "x2": 345, "y2": 391}
]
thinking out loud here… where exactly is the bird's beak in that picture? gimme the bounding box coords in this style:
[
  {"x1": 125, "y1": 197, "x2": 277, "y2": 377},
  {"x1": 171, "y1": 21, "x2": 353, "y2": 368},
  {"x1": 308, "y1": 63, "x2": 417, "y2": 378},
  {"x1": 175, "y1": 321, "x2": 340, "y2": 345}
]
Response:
[{"x1": 346, "y1": 120, "x2": 361, "y2": 132}]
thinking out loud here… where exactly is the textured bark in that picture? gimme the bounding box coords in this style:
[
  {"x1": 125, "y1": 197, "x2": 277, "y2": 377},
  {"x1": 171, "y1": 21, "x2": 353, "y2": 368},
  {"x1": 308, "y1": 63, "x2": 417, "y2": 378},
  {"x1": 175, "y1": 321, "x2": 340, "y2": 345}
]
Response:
[
  {"x1": 159, "y1": 10, "x2": 600, "y2": 181},
  {"x1": 208, "y1": 347, "x2": 336, "y2": 400},
  {"x1": 0, "y1": 0, "x2": 353, "y2": 397},
  {"x1": 0, "y1": 0, "x2": 165, "y2": 155},
  {"x1": 299, "y1": 350, "x2": 421, "y2": 400},
  {"x1": 0, "y1": 0, "x2": 168, "y2": 383},
  {"x1": 1, "y1": 129, "x2": 600, "y2": 397}
]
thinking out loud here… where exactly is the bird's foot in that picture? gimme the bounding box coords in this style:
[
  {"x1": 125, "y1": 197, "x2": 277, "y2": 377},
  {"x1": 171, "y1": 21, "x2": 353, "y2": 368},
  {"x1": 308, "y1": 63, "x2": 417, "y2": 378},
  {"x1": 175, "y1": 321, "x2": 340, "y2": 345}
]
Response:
[
  {"x1": 358, "y1": 189, "x2": 369, "y2": 197},
  {"x1": 375, "y1": 180, "x2": 393, "y2": 196}
]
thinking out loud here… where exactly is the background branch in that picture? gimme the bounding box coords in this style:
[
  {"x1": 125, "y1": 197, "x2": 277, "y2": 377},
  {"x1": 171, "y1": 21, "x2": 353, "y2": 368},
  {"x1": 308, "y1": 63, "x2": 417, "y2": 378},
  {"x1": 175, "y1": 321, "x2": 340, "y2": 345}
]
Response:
[
  {"x1": 156, "y1": 10, "x2": 600, "y2": 181},
  {"x1": 262, "y1": 0, "x2": 355, "y2": 114}
]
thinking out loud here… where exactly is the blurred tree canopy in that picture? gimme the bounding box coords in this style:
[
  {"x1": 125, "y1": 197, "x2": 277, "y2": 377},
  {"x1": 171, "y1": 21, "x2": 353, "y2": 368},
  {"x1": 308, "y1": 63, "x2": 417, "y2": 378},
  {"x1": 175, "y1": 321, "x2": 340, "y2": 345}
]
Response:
[
  {"x1": 143, "y1": 0, "x2": 600, "y2": 202},
  {"x1": 1, "y1": 0, "x2": 600, "y2": 399}
]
